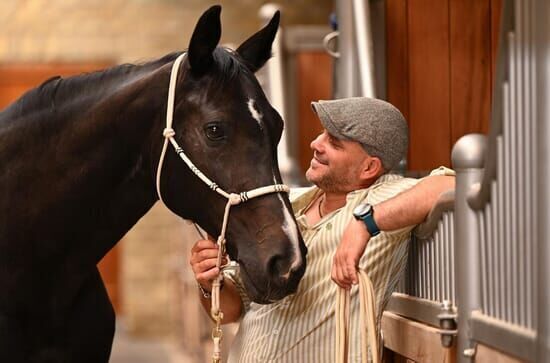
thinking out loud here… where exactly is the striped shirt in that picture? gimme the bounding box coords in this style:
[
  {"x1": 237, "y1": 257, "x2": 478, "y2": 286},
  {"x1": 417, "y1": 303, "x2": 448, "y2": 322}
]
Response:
[{"x1": 225, "y1": 167, "x2": 454, "y2": 363}]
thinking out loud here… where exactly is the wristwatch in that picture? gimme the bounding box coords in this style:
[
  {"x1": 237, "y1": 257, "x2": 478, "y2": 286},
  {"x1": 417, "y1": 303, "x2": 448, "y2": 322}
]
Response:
[{"x1": 352, "y1": 203, "x2": 380, "y2": 237}]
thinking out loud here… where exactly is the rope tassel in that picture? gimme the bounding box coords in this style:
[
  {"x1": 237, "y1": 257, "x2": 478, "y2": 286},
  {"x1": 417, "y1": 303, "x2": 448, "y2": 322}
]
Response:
[{"x1": 335, "y1": 270, "x2": 380, "y2": 363}]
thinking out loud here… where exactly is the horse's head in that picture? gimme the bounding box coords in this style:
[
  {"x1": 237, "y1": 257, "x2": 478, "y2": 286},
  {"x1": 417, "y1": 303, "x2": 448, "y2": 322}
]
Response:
[{"x1": 157, "y1": 6, "x2": 306, "y2": 303}]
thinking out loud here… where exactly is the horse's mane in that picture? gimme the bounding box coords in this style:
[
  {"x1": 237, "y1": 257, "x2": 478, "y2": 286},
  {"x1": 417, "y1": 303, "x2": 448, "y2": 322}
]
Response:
[
  {"x1": 0, "y1": 52, "x2": 182, "y2": 125},
  {"x1": 0, "y1": 48, "x2": 250, "y2": 127}
]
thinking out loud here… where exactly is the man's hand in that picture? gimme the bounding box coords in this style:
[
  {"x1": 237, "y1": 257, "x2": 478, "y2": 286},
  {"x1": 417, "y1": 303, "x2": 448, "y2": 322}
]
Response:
[
  {"x1": 189, "y1": 238, "x2": 227, "y2": 292},
  {"x1": 331, "y1": 218, "x2": 371, "y2": 289}
]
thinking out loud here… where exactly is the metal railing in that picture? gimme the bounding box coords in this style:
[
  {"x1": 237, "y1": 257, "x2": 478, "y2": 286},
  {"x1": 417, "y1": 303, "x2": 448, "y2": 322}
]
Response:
[{"x1": 386, "y1": 1, "x2": 549, "y2": 361}]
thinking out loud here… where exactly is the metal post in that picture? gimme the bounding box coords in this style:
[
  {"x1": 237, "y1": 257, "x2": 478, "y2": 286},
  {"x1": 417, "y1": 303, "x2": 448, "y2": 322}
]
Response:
[
  {"x1": 258, "y1": 4, "x2": 302, "y2": 186},
  {"x1": 451, "y1": 134, "x2": 487, "y2": 362},
  {"x1": 334, "y1": 0, "x2": 357, "y2": 98},
  {"x1": 536, "y1": 0, "x2": 550, "y2": 359},
  {"x1": 352, "y1": 0, "x2": 376, "y2": 97}
]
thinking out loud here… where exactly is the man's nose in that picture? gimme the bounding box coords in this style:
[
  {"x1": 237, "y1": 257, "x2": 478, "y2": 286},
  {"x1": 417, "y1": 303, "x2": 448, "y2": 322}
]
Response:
[{"x1": 310, "y1": 133, "x2": 324, "y2": 151}]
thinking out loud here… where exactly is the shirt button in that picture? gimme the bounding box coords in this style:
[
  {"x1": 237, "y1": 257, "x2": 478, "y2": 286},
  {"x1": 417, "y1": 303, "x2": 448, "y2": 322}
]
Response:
[
  {"x1": 273, "y1": 329, "x2": 279, "y2": 335},
  {"x1": 326, "y1": 223, "x2": 332, "y2": 230}
]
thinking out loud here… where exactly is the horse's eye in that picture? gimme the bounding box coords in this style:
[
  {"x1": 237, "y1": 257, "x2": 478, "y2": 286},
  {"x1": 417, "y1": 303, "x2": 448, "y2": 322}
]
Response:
[{"x1": 204, "y1": 123, "x2": 226, "y2": 141}]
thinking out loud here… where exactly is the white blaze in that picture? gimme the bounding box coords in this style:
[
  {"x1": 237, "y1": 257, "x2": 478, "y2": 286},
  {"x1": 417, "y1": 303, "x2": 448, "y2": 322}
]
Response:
[
  {"x1": 274, "y1": 177, "x2": 303, "y2": 275},
  {"x1": 247, "y1": 98, "x2": 263, "y2": 129}
]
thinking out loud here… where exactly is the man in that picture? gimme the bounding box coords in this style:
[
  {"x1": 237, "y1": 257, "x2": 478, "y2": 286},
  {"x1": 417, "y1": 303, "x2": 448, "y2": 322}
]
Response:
[{"x1": 190, "y1": 97, "x2": 454, "y2": 362}]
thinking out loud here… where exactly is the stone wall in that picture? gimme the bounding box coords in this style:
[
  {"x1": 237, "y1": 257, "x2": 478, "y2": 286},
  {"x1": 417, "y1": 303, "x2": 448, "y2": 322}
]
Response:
[
  {"x1": 0, "y1": 0, "x2": 333, "y2": 63},
  {"x1": 0, "y1": 0, "x2": 333, "y2": 346}
]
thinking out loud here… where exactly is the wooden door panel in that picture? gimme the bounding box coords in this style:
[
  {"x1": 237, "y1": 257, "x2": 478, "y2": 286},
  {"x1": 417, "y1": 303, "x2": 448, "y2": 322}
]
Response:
[
  {"x1": 296, "y1": 51, "x2": 333, "y2": 174},
  {"x1": 450, "y1": 0, "x2": 493, "y2": 142},
  {"x1": 407, "y1": 0, "x2": 452, "y2": 171}
]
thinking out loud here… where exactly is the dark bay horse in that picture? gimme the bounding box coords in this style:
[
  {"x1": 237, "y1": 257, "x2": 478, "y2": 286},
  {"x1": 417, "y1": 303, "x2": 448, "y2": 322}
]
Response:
[{"x1": 0, "y1": 6, "x2": 306, "y2": 362}]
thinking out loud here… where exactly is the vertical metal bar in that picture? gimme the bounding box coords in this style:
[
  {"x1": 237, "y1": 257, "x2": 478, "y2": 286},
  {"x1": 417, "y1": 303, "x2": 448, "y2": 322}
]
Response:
[
  {"x1": 437, "y1": 226, "x2": 442, "y2": 302},
  {"x1": 524, "y1": 0, "x2": 535, "y2": 331},
  {"x1": 536, "y1": 0, "x2": 550, "y2": 357},
  {"x1": 411, "y1": 238, "x2": 417, "y2": 295},
  {"x1": 334, "y1": 0, "x2": 357, "y2": 98},
  {"x1": 529, "y1": 0, "x2": 538, "y2": 331},
  {"x1": 421, "y1": 239, "x2": 425, "y2": 299},
  {"x1": 505, "y1": 32, "x2": 515, "y2": 324},
  {"x1": 351, "y1": 0, "x2": 376, "y2": 97},
  {"x1": 485, "y1": 203, "x2": 494, "y2": 318},
  {"x1": 491, "y1": 181, "x2": 499, "y2": 318},
  {"x1": 444, "y1": 217, "x2": 449, "y2": 302},
  {"x1": 450, "y1": 211, "x2": 456, "y2": 305},
  {"x1": 439, "y1": 220, "x2": 445, "y2": 302},
  {"x1": 445, "y1": 213, "x2": 452, "y2": 302},
  {"x1": 432, "y1": 233, "x2": 441, "y2": 301},
  {"x1": 516, "y1": 0, "x2": 527, "y2": 328},
  {"x1": 428, "y1": 233, "x2": 435, "y2": 300},
  {"x1": 497, "y1": 136, "x2": 506, "y2": 321},
  {"x1": 452, "y1": 134, "x2": 486, "y2": 362},
  {"x1": 506, "y1": 76, "x2": 519, "y2": 326},
  {"x1": 478, "y1": 210, "x2": 488, "y2": 314}
]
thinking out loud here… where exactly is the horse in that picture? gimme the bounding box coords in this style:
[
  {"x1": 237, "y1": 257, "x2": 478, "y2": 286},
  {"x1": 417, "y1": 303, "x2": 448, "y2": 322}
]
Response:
[{"x1": 0, "y1": 5, "x2": 307, "y2": 362}]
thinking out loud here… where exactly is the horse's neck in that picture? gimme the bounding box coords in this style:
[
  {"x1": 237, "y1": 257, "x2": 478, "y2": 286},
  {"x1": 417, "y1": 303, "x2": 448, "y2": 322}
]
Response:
[{"x1": 0, "y1": 63, "x2": 171, "y2": 273}]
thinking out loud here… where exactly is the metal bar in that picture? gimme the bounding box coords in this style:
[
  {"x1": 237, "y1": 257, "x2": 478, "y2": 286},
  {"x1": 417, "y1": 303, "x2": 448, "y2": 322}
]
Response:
[
  {"x1": 334, "y1": 0, "x2": 356, "y2": 98},
  {"x1": 484, "y1": 203, "x2": 495, "y2": 316},
  {"x1": 451, "y1": 134, "x2": 486, "y2": 362},
  {"x1": 524, "y1": 0, "x2": 535, "y2": 331},
  {"x1": 450, "y1": 211, "x2": 456, "y2": 305},
  {"x1": 529, "y1": 0, "x2": 538, "y2": 332},
  {"x1": 478, "y1": 210, "x2": 488, "y2": 314},
  {"x1": 505, "y1": 32, "x2": 515, "y2": 324},
  {"x1": 470, "y1": 310, "x2": 536, "y2": 362},
  {"x1": 441, "y1": 218, "x2": 447, "y2": 301},
  {"x1": 428, "y1": 233, "x2": 436, "y2": 300},
  {"x1": 386, "y1": 293, "x2": 455, "y2": 329},
  {"x1": 497, "y1": 136, "x2": 505, "y2": 321},
  {"x1": 351, "y1": 0, "x2": 376, "y2": 97},
  {"x1": 536, "y1": 0, "x2": 550, "y2": 357},
  {"x1": 490, "y1": 182, "x2": 498, "y2": 318},
  {"x1": 433, "y1": 232, "x2": 443, "y2": 301}
]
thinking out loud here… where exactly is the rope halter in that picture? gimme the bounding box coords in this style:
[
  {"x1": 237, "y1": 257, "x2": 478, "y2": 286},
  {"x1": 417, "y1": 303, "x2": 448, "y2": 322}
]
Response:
[{"x1": 155, "y1": 52, "x2": 290, "y2": 363}]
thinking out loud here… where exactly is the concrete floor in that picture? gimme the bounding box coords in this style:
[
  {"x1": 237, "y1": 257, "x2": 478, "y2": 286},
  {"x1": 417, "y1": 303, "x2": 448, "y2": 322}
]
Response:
[{"x1": 109, "y1": 321, "x2": 196, "y2": 363}]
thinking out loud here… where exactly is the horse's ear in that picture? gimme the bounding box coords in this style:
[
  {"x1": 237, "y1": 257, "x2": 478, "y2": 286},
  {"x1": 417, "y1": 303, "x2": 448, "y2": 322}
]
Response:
[
  {"x1": 236, "y1": 11, "x2": 280, "y2": 73},
  {"x1": 188, "y1": 5, "x2": 222, "y2": 75}
]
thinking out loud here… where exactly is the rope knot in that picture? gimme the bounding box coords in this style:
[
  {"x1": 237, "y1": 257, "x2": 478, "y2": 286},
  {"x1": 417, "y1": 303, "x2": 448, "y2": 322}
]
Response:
[
  {"x1": 163, "y1": 127, "x2": 176, "y2": 138},
  {"x1": 228, "y1": 193, "x2": 242, "y2": 205}
]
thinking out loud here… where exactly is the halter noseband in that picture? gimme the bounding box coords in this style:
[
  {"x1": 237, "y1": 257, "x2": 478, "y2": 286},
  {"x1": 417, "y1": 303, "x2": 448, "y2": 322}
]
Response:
[{"x1": 155, "y1": 52, "x2": 290, "y2": 362}]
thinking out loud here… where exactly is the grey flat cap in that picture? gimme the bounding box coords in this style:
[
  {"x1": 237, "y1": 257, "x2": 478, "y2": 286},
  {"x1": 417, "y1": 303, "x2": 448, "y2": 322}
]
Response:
[{"x1": 311, "y1": 97, "x2": 408, "y2": 171}]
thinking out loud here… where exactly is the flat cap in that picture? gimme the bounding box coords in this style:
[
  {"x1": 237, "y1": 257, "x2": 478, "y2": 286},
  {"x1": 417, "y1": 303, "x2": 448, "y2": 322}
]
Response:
[{"x1": 311, "y1": 97, "x2": 408, "y2": 171}]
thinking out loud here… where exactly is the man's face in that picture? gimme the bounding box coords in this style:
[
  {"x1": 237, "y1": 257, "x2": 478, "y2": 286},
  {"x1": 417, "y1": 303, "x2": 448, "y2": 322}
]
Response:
[{"x1": 305, "y1": 130, "x2": 370, "y2": 193}]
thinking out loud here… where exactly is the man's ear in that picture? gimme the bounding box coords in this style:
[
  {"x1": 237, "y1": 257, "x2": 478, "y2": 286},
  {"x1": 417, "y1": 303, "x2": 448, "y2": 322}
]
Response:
[
  {"x1": 360, "y1": 157, "x2": 384, "y2": 181},
  {"x1": 188, "y1": 5, "x2": 222, "y2": 76},
  {"x1": 235, "y1": 11, "x2": 280, "y2": 73}
]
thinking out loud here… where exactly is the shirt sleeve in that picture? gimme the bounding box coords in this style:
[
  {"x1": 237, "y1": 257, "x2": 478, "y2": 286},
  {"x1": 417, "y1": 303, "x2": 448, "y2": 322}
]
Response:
[
  {"x1": 428, "y1": 165, "x2": 456, "y2": 176},
  {"x1": 222, "y1": 263, "x2": 252, "y2": 315}
]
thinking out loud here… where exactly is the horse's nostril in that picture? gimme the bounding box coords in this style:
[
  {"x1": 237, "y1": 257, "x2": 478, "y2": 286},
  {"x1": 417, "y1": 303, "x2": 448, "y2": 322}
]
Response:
[{"x1": 267, "y1": 254, "x2": 289, "y2": 280}]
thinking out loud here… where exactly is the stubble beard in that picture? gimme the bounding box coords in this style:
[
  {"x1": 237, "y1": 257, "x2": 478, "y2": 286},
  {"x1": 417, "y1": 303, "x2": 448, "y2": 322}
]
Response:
[{"x1": 306, "y1": 167, "x2": 354, "y2": 193}]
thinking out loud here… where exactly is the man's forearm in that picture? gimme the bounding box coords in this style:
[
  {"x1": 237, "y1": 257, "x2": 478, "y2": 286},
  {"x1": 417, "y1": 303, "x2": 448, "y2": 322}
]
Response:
[
  {"x1": 374, "y1": 175, "x2": 455, "y2": 231},
  {"x1": 198, "y1": 279, "x2": 243, "y2": 324}
]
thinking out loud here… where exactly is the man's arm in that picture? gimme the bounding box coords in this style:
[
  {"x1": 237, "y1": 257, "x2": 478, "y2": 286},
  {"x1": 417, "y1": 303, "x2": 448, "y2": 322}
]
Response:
[
  {"x1": 332, "y1": 175, "x2": 455, "y2": 289},
  {"x1": 190, "y1": 239, "x2": 243, "y2": 323}
]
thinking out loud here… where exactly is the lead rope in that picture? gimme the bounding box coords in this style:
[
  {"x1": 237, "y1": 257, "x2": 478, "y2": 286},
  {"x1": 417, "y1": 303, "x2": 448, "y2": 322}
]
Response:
[
  {"x1": 335, "y1": 270, "x2": 380, "y2": 363},
  {"x1": 156, "y1": 52, "x2": 290, "y2": 363}
]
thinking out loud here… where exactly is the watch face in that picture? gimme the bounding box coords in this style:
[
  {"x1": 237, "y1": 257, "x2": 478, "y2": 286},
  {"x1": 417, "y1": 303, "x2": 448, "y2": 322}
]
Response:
[{"x1": 353, "y1": 203, "x2": 372, "y2": 217}]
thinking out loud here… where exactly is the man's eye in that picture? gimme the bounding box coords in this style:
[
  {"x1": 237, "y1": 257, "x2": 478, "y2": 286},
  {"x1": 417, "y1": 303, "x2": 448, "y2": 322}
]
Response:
[{"x1": 204, "y1": 123, "x2": 226, "y2": 141}]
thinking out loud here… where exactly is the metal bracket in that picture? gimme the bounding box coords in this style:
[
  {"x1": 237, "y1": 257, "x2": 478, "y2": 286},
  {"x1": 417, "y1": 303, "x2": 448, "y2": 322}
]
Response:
[{"x1": 437, "y1": 300, "x2": 458, "y2": 348}]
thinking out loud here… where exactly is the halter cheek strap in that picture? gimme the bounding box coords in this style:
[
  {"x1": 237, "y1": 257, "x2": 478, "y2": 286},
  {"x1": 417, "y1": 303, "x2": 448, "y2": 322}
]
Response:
[{"x1": 155, "y1": 52, "x2": 290, "y2": 363}]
